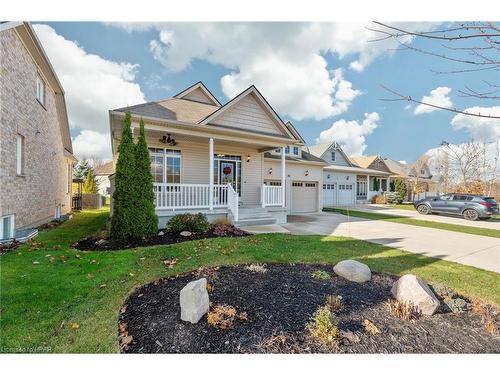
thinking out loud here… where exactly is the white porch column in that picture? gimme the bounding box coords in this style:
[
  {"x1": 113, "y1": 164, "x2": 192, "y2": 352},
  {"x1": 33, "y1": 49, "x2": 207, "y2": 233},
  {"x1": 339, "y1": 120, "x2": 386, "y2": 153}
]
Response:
[
  {"x1": 281, "y1": 146, "x2": 286, "y2": 207},
  {"x1": 386, "y1": 177, "x2": 391, "y2": 192},
  {"x1": 209, "y1": 138, "x2": 214, "y2": 210},
  {"x1": 367, "y1": 175, "x2": 370, "y2": 199}
]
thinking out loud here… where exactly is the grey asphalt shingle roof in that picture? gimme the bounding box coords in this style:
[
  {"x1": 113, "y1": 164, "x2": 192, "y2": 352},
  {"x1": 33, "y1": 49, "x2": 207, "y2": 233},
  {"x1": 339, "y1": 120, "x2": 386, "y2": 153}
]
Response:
[{"x1": 264, "y1": 151, "x2": 326, "y2": 164}]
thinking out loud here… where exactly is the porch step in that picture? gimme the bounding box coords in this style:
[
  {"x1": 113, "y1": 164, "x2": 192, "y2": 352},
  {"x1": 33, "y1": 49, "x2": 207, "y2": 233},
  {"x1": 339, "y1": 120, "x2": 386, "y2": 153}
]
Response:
[{"x1": 234, "y1": 216, "x2": 277, "y2": 227}]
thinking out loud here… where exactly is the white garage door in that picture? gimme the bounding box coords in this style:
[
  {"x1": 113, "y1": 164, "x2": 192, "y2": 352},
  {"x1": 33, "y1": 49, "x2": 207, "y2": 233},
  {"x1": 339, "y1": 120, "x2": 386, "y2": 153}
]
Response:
[
  {"x1": 322, "y1": 183, "x2": 336, "y2": 206},
  {"x1": 337, "y1": 183, "x2": 355, "y2": 206},
  {"x1": 291, "y1": 181, "x2": 318, "y2": 213}
]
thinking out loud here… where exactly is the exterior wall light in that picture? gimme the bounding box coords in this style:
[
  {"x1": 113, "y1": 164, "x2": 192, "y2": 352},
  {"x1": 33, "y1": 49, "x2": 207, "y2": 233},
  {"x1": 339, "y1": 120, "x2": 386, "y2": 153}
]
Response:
[
  {"x1": 305, "y1": 170, "x2": 309, "y2": 177},
  {"x1": 268, "y1": 167, "x2": 273, "y2": 175},
  {"x1": 246, "y1": 154, "x2": 251, "y2": 163}
]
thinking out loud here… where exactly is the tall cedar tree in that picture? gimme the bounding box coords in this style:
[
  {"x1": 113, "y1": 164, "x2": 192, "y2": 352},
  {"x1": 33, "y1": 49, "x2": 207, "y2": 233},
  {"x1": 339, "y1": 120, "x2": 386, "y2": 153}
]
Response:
[
  {"x1": 134, "y1": 118, "x2": 158, "y2": 236},
  {"x1": 110, "y1": 112, "x2": 137, "y2": 239}
]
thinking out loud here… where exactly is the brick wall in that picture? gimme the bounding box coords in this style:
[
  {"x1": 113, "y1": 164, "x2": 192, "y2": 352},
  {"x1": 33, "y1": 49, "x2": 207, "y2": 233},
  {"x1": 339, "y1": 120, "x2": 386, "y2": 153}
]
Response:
[{"x1": 0, "y1": 28, "x2": 72, "y2": 229}]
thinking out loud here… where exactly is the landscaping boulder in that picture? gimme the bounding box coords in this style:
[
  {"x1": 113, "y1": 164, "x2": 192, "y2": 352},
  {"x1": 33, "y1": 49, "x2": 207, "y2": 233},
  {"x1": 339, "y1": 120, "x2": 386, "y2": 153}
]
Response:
[
  {"x1": 180, "y1": 231, "x2": 192, "y2": 237},
  {"x1": 333, "y1": 260, "x2": 371, "y2": 283},
  {"x1": 391, "y1": 275, "x2": 440, "y2": 316},
  {"x1": 180, "y1": 278, "x2": 209, "y2": 323}
]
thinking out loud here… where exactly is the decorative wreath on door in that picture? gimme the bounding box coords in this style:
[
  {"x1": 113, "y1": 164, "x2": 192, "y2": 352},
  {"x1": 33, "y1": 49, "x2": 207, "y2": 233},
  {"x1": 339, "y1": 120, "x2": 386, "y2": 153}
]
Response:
[{"x1": 223, "y1": 166, "x2": 232, "y2": 175}]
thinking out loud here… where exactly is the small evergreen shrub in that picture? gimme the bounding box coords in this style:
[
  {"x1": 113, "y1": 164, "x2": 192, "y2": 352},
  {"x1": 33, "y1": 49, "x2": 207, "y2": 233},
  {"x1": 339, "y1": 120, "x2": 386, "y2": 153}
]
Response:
[
  {"x1": 385, "y1": 191, "x2": 403, "y2": 204},
  {"x1": 394, "y1": 178, "x2": 407, "y2": 202},
  {"x1": 82, "y1": 171, "x2": 98, "y2": 194},
  {"x1": 311, "y1": 270, "x2": 331, "y2": 281},
  {"x1": 306, "y1": 305, "x2": 340, "y2": 346},
  {"x1": 167, "y1": 213, "x2": 209, "y2": 233}
]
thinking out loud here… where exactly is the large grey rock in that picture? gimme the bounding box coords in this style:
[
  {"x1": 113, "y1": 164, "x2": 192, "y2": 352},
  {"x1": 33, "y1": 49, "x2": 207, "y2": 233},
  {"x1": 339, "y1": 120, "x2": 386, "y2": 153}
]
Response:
[
  {"x1": 180, "y1": 231, "x2": 192, "y2": 237},
  {"x1": 333, "y1": 260, "x2": 371, "y2": 283},
  {"x1": 391, "y1": 274, "x2": 440, "y2": 316},
  {"x1": 180, "y1": 278, "x2": 209, "y2": 323}
]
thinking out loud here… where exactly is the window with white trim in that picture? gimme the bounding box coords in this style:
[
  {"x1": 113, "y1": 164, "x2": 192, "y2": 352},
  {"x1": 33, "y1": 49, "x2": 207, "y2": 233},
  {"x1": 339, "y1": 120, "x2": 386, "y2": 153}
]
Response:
[
  {"x1": 36, "y1": 74, "x2": 45, "y2": 106},
  {"x1": 1, "y1": 215, "x2": 15, "y2": 240},
  {"x1": 16, "y1": 134, "x2": 25, "y2": 175},
  {"x1": 149, "y1": 148, "x2": 181, "y2": 184},
  {"x1": 293, "y1": 146, "x2": 299, "y2": 155},
  {"x1": 331, "y1": 151, "x2": 336, "y2": 161}
]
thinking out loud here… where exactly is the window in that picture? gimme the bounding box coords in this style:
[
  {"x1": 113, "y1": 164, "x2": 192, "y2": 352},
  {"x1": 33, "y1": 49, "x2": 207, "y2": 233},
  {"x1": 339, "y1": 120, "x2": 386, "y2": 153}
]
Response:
[
  {"x1": 36, "y1": 75, "x2": 45, "y2": 106},
  {"x1": 331, "y1": 151, "x2": 336, "y2": 161},
  {"x1": 265, "y1": 180, "x2": 281, "y2": 186},
  {"x1": 149, "y1": 148, "x2": 181, "y2": 184},
  {"x1": 305, "y1": 183, "x2": 316, "y2": 187},
  {"x1": 1, "y1": 215, "x2": 15, "y2": 240},
  {"x1": 285, "y1": 146, "x2": 290, "y2": 154},
  {"x1": 292, "y1": 182, "x2": 303, "y2": 187},
  {"x1": 275, "y1": 148, "x2": 281, "y2": 153},
  {"x1": 420, "y1": 169, "x2": 425, "y2": 175},
  {"x1": 16, "y1": 134, "x2": 24, "y2": 175},
  {"x1": 293, "y1": 146, "x2": 299, "y2": 156}
]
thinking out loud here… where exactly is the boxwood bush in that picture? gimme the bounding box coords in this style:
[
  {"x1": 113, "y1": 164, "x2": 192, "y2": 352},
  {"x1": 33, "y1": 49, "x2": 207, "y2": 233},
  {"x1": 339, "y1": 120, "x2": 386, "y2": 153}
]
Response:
[{"x1": 167, "y1": 213, "x2": 210, "y2": 233}]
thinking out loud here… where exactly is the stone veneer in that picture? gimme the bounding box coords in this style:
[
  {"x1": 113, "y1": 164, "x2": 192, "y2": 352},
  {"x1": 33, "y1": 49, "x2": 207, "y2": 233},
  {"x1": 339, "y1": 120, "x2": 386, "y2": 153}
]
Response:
[{"x1": 0, "y1": 28, "x2": 72, "y2": 230}]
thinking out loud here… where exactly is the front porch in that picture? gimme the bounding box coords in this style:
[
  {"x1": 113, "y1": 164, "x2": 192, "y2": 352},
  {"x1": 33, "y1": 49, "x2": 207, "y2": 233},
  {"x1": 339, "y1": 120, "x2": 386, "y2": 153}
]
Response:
[{"x1": 355, "y1": 175, "x2": 390, "y2": 202}]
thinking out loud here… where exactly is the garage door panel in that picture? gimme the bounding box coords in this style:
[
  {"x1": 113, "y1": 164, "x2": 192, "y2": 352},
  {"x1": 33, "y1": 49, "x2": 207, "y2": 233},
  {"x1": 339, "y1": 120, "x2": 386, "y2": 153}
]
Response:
[
  {"x1": 322, "y1": 183, "x2": 336, "y2": 206},
  {"x1": 337, "y1": 183, "x2": 355, "y2": 206},
  {"x1": 292, "y1": 181, "x2": 318, "y2": 213}
]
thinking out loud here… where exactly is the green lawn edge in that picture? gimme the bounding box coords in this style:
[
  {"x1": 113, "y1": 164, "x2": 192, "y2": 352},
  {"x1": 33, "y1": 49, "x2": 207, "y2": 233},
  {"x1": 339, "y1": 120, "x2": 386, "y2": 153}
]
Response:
[
  {"x1": 323, "y1": 207, "x2": 500, "y2": 238},
  {"x1": 1, "y1": 208, "x2": 498, "y2": 353}
]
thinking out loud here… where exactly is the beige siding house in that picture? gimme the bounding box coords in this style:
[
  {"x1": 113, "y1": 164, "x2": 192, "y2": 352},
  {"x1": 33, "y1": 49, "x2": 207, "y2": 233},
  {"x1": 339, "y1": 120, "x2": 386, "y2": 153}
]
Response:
[
  {"x1": 0, "y1": 22, "x2": 75, "y2": 241},
  {"x1": 109, "y1": 82, "x2": 326, "y2": 227},
  {"x1": 308, "y1": 142, "x2": 391, "y2": 206}
]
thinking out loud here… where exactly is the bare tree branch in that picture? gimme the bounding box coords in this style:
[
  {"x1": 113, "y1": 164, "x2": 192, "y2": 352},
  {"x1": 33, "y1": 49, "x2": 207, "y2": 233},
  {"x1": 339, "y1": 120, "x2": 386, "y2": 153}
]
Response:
[{"x1": 379, "y1": 85, "x2": 500, "y2": 119}]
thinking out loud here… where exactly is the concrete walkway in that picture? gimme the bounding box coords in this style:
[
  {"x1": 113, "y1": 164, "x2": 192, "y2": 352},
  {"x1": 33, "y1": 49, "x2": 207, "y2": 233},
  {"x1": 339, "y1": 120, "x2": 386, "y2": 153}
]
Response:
[
  {"x1": 346, "y1": 204, "x2": 500, "y2": 230},
  {"x1": 280, "y1": 212, "x2": 500, "y2": 273}
]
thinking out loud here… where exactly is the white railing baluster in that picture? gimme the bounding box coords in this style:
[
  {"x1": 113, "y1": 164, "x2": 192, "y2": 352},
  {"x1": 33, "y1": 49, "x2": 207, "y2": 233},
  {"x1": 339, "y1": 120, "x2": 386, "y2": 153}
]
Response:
[{"x1": 261, "y1": 184, "x2": 283, "y2": 207}]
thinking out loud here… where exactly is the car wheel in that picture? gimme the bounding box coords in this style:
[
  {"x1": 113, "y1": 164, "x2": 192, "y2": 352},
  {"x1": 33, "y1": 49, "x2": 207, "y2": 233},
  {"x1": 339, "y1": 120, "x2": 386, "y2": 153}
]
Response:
[
  {"x1": 463, "y1": 209, "x2": 479, "y2": 221},
  {"x1": 417, "y1": 204, "x2": 430, "y2": 215}
]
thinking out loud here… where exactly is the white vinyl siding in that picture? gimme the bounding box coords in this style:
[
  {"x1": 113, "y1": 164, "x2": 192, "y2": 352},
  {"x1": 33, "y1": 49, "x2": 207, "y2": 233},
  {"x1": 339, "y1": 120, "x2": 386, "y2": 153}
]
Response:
[
  {"x1": 36, "y1": 74, "x2": 45, "y2": 106},
  {"x1": 1, "y1": 215, "x2": 15, "y2": 240},
  {"x1": 211, "y1": 94, "x2": 284, "y2": 136},
  {"x1": 182, "y1": 88, "x2": 215, "y2": 105},
  {"x1": 16, "y1": 134, "x2": 24, "y2": 175}
]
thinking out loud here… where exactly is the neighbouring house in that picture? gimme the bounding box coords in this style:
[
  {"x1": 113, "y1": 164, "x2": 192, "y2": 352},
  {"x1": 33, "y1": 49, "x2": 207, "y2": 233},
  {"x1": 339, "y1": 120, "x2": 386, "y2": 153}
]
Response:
[
  {"x1": 108, "y1": 82, "x2": 326, "y2": 227},
  {"x1": 0, "y1": 22, "x2": 75, "y2": 241},
  {"x1": 94, "y1": 161, "x2": 114, "y2": 196},
  {"x1": 307, "y1": 142, "x2": 391, "y2": 206},
  {"x1": 384, "y1": 155, "x2": 438, "y2": 201}
]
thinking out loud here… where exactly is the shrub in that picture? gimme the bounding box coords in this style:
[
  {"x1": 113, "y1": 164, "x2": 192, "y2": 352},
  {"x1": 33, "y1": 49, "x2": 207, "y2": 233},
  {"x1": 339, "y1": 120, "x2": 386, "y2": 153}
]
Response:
[
  {"x1": 362, "y1": 319, "x2": 380, "y2": 335},
  {"x1": 82, "y1": 171, "x2": 98, "y2": 194},
  {"x1": 385, "y1": 191, "x2": 403, "y2": 204},
  {"x1": 210, "y1": 223, "x2": 247, "y2": 237},
  {"x1": 373, "y1": 194, "x2": 387, "y2": 204},
  {"x1": 325, "y1": 295, "x2": 344, "y2": 312},
  {"x1": 207, "y1": 304, "x2": 247, "y2": 330},
  {"x1": 385, "y1": 299, "x2": 421, "y2": 320},
  {"x1": 167, "y1": 213, "x2": 209, "y2": 233},
  {"x1": 306, "y1": 305, "x2": 340, "y2": 346},
  {"x1": 393, "y1": 178, "x2": 407, "y2": 202},
  {"x1": 212, "y1": 217, "x2": 232, "y2": 226},
  {"x1": 311, "y1": 270, "x2": 331, "y2": 281}
]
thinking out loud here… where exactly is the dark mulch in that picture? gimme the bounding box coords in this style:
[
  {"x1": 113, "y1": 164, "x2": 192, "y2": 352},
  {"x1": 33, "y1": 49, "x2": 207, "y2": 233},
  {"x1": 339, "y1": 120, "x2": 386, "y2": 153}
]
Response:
[
  {"x1": 73, "y1": 226, "x2": 249, "y2": 251},
  {"x1": 0, "y1": 240, "x2": 22, "y2": 255},
  {"x1": 119, "y1": 264, "x2": 499, "y2": 354}
]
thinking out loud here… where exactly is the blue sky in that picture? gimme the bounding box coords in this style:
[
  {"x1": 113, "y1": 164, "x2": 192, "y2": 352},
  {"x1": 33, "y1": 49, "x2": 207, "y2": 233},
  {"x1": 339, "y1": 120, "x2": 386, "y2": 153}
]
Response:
[{"x1": 37, "y1": 22, "x2": 499, "y2": 161}]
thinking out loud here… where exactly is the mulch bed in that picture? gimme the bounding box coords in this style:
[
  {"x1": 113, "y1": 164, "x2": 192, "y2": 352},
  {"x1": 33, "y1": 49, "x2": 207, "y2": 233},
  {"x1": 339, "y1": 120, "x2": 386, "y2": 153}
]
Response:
[
  {"x1": 119, "y1": 264, "x2": 499, "y2": 354},
  {"x1": 0, "y1": 240, "x2": 22, "y2": 255},
  {"x1": 73, "y1": 226, "x2": 249, "y2": 251}
]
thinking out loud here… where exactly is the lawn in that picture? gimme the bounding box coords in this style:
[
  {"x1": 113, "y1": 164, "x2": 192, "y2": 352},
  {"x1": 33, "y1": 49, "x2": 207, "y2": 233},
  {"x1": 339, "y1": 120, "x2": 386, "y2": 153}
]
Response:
[
  {"x1": 1, "y1": 208, "x2": 499, "y2": 353},
  {"x1": 323, "y1": 208, "x2": 500, "y2": 238},
  {"x1": 386, "y1": 204, "x2": 416, "y2": 211}
]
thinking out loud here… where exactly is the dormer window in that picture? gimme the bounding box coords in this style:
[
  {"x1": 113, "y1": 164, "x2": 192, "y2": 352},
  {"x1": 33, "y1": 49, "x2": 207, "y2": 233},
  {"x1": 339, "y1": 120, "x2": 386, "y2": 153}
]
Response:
[
  {"x1": 421, "y1": 169, "x2": 425, "y2": 175},
  {"x1": 293, "y1": 146, "x2": 299, "y2": 156},
  {"x1": 285, "y1": 146, "x2": 290, "y2": 154},
  {"x1": 331, "y1": 151, "x2": 336, "y2": 161},
  {"x1": 36, "y1": 74, "x2": 45, "y2": 106}
]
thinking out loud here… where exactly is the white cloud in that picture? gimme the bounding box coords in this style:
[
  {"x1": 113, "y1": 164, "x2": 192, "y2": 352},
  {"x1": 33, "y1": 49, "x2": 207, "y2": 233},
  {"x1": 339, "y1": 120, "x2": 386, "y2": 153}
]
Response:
[
  {"x1": 109, "y1": 22, "x2": 437, "y2": 121},
  {"x1": 316, "y1": 112, "x2": 380, "y2": 156},
  {"x1": 450, "y1": 106, "x2": 500, "y2": 142},
  {"x1": 414, "y1": 86, "x2": 453, "y2": 115},
  {"x1": 72, "y1": 130, "x2": 112, "y2": 161},
  {"x1": 33, "y1": 24, "x2": 146, "y2": 160}
]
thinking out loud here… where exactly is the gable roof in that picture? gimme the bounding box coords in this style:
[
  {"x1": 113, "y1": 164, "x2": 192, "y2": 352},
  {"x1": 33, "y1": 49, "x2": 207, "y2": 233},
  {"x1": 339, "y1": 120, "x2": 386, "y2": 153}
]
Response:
[
  {"x1": 383, "y1": 159, "x2": 410, "y2": 177},
  {"x1": 285, "y1": 121, "x2": 305, "y2": 143},
  {"x1": 307, "y1": 142, "x2": 354, "y2": 167},
  {"x1": 197, "y1": 85, "x2": 297, "y2": 141},
  {"x1": 4, "y1": 22, "x2": 73, "y2": 155},
  {"x1": 94, "y1": 161, "x2": 114, "y2": 176},
  {"x1": 113, "y1": 98, "x2": 218, "y2": 123},
  {"x1": 349, "y1": 155, "x2": 379, "y2": 168},
  {"x1": 173, "y1": 81, "x2": 221, "y2": 106}
]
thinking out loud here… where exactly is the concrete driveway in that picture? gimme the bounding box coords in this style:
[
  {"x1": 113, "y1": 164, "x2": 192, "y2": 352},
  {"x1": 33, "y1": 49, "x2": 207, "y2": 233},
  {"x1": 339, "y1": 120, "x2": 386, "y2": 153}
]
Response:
[
  {"x1": 349, "y1": 204, "x2": 500, "y2": 230},
  {"x1": 281, "y1": 212, "x2": 500, "y2": 273}
]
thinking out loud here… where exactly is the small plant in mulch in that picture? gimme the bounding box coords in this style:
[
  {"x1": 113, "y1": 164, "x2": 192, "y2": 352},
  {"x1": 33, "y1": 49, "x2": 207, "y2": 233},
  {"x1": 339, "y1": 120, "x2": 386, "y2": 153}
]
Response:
[
  {"x1": 207, "y1": 304, "x2": 248, "y2": 330},
  {"x1": 325, "y1": 295, "x2": 344, "y2": 313},
  {"x1": 306, "y1": 305, "x2": 340, "y2": 347},
  {"x1": 385, "y1": 299, "x2": 421, "y2": 321},
  {"x1": 167, "y1": 213, "x2": 210, "y2": 233},
  {"x1": 210, "y1": 223, "x2": 247, "y2": 237},
  {"x1": 245, "y1": 264, "x2": 268, "y2": 273},
  {"x1": 471, "y1": 301, "x2": 499, "y2": 336},
  {"x1": 257, "y1": 332, "x2": 303, "y2": 354},
  {"x1": 431, "y1": 283, "x2": 472, "y2": 313},
  {"x1": 362, "y1": 319, "x2": 380, "y2": 335},
  {"x1": 311, "y1": 270, "x2": 331, "y2": 281}
]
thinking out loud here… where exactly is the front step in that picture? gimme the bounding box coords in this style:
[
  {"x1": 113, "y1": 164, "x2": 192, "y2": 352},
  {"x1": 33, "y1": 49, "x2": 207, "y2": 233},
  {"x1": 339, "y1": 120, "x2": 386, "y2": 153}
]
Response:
[{"x1": 234, "y1": 217, "x2": 276, "y2": 227}]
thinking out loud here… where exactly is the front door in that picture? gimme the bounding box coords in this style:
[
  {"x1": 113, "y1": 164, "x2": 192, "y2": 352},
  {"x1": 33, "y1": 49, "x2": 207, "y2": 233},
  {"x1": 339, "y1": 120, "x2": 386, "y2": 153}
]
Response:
[{"x1": 219, "y1": 161, "x2": 237, "y2": 192}]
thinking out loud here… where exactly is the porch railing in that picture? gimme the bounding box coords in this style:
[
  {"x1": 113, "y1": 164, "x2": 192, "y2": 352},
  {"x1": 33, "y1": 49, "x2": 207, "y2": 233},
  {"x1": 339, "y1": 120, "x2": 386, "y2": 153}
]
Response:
[
  {"x1": 153, "y1": 183, "x2": 229, "y2": 209},
  {"x1": 227, "y1": 183, "x2": 239, "y2": 222},
  {"x1": 261, "y1": 184, "x2": 284, "y2": 207}
]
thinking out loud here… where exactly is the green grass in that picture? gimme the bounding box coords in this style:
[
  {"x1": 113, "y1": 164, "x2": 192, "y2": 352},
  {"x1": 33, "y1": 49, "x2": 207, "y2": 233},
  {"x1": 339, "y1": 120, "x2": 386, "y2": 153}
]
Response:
[
  {"x1": 386, "y1": 204, "x2": 416, "y2": 211},
  {"x1": 324, "y1": 208, "x2": 500, "y2": 238},
  {"x1": 1, "y1": 208, "x2": 499, "y2": 353}
]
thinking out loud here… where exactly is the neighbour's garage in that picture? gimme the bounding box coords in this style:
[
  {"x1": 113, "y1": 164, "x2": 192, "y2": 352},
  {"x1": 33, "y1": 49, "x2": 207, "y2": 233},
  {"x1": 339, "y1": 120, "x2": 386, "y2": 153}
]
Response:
[
  {"x1": 337, "y1": 182, "x2": 355, "y2": 206},
  {"x1": 291, "y1": 181, "x2": 318, "y2": 213}
]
